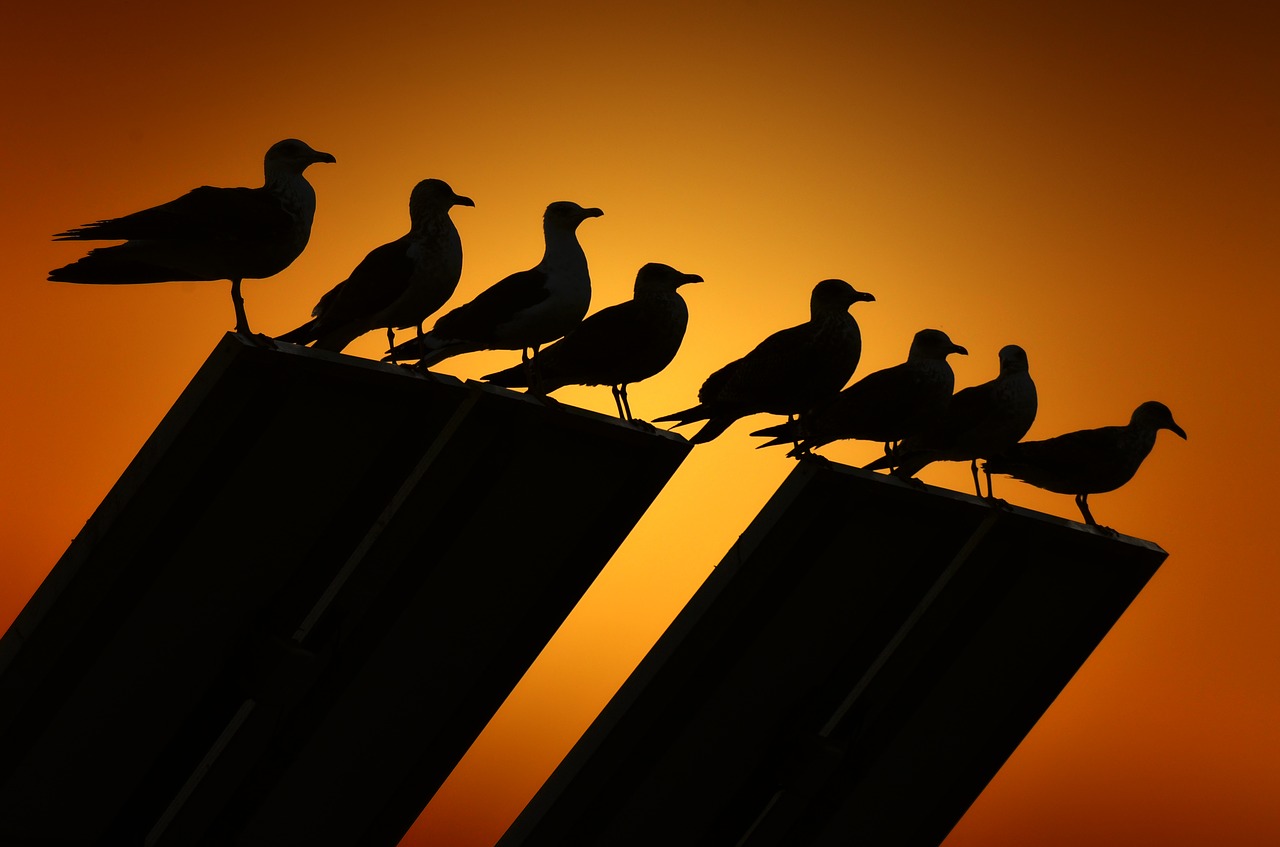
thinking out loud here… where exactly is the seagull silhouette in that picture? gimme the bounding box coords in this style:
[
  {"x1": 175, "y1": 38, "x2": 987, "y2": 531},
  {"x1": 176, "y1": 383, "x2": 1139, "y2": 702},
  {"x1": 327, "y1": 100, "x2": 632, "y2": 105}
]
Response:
[
  {"x1": 654, "y1": 279, "x2": 874, "y2": 443},
  {"x1": 752, "y1": 328, "x2": 967, "y2": 458},
  {"x1": 384, "y1": 201, "x2": 602, "y2": 373},
  {"x1": 276, "y1": 178, "x2": 473, "y2": 356},
  {"x1": 483, "y1": 262, "x2": 702, "y2": 422},
  {"x1": 984, "y1": 400, "x2": 1187, "y2": 529},
  {"x1": 50, "y1": 138, "x2": 336, "y2": 336},
  {"x1": 864, "y1": 344, "x2": 1037, "y2": 497}
]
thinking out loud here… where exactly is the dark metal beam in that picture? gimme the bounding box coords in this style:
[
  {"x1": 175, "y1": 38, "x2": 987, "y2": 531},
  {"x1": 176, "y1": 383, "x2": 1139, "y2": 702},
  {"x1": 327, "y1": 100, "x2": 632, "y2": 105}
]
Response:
[
  {"x1": 0, "y1": 334, "x2": 690, "y2": 847},
  {"x1": 498, "y1": 461, "x2": 1167, "y2": 847}
]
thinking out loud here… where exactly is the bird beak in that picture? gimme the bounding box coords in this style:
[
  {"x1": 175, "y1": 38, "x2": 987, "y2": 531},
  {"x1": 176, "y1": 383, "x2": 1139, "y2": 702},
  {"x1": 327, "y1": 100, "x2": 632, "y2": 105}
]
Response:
[
  {"x1": 856, "y1": 291, "x2": 876, "y2": 303},
  {"x1": 953, "y1": 344, "x2": 969, "y2": 355},
  {"x1": 313, "y1": 150, "x2": 337, "y2": 164},
  {"x1": 583, "y1": 207, "x2": 604, "y2": 218},
  {"x1": 455, "y1": 194, "x2": 476, "y2": 207},
  {"x1": 1170, "y1": 422, "x2": 1188, "y2": 440},
  {"x1": 681, "y1": 273, "x2": 704, "y2": 285}
]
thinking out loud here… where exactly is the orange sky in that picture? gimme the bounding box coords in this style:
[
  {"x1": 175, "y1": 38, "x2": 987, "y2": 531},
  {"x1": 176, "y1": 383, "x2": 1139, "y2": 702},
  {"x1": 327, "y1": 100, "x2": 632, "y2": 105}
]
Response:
[{"x1": 3, "y1": 2, "x2": 1278, "y2": 844}]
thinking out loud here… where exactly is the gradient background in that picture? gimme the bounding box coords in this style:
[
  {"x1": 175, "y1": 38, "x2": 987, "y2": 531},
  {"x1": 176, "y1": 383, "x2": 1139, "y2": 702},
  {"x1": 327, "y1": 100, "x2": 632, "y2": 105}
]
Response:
[{"x1": 3, "y1": 1, "x2": 1277, "y2": 844}]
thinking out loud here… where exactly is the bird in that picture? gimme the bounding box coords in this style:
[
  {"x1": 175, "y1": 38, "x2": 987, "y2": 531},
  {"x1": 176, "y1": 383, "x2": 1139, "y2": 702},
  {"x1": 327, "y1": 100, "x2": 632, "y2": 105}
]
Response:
[
  {"x1": 653, "y1": 279, "x2": 875, "y2": 443},
  {"x1": 49, "y1": 138, "x2": 336, "y2": 336},
  {"x1": 275, "y1": 178, "x2": 474, "y2": 356},
  {"x1": 983, "y1": 400, "x2": 1187, "y2": 529},
  {"x1": 384, "y1": 201, "x2": 603, "y2": 372},
  {"x1": 863, "y1": 344, "x2": 1037, "y2": 497},
  {"x1": 482, "y1": 262, "x2": 703, "y2": 422},
  {"x1": 752, "y1": 328, "x2": 968, "y2": 458}
]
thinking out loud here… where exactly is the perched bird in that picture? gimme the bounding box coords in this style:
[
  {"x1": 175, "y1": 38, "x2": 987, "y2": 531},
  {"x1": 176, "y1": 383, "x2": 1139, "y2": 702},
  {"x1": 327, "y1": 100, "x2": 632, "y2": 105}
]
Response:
[
  {"x1": 276, "y1": 179, "x2": 474, "y2": 356},
  {"x1": 49, "y1": 138, "x2": 336, "y2": 336},
  {"x1": 864, "y1": 344, "x2": 1037, "y2": 497},
  {"x1": 752, "y1": 328, "x2": 968, "y2": 457},
  {"x1": 654, "y1": 279, "x2": 875, "y2": 443},
  {"x1": 384, "y1": 201, "x2": 603, "y2": 370},
  {"x1": 483, "y1": 262, "x2": 703, "y2": 421},
  {"x1": 983, "y1": 400, "x2": 1187, "y2": 529}
]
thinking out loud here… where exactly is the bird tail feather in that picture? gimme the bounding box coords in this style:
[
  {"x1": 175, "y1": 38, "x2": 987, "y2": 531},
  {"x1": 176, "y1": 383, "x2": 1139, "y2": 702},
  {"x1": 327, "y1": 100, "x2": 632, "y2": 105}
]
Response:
[
  {"x1": 482, "y1": 363, "x2": 529, "y2": 387},
  {"x1": 275, "y1": 319, "x2": 319, "y2": 345},
  {"x1": 653, "y1": 404, "x2": 708, "y2": 426},
  {"x1": 689, "y1": 417, "x2": 736, "y2": 444},
  {"x1": 49, "y1": 252, "x2": 184, "y2": 285},
  {"x1": 749, "y1": 420, "x2": 797, "y2": 449}
]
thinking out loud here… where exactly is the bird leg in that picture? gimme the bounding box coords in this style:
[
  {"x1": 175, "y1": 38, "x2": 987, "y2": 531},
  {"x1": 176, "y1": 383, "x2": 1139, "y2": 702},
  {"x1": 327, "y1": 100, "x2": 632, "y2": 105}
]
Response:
[
  {"x1": 386, "y1": 327, "x2": 399, "y2": 364},
  {"x1": 1075, "y1": 493, "x2": 1097, "y2": 526},
  {"x1": 611, "y1": 385, "x2": 628, "y2": 420},
  {"x1": 970, "y1": 459, "x2": 983, "y2": 497},
  {"x1": 230, "y1": 278, "x2": 252, "y2": 335},
  {"x1": 521, "y1": 345, "x2": 542, "y2": 391},
  {"x1": 788, "y1": 413, "x2": 805, "y2": 456}
]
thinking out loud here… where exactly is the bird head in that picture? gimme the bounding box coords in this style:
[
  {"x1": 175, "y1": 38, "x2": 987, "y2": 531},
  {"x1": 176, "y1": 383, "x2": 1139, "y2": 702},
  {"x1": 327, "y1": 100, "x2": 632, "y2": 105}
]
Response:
[
  {"x1": 810, "y1": 279, "x2": 875, "y2": 317},
  {"x1": 409, "y1": 179, "x2": 475, "y2": 219},
  {"x1": 634, "y1": 263, "x2": 703, "y2": 296},
  {"x1": 264, "y1": 139, "x2": 337, "y2": 177},
  {"x1": 1132, "y1": 401, "x2": 1187, "y2": 440},
  {"x1": 997, "y1": 344, "x2": 1030, "y2": 374},
  {"x1": 544, "y1": 201, "x2": 604, "y2": 231},
  {"x1": 909, "y1": 328, "x2": 968, "y2": 360}
]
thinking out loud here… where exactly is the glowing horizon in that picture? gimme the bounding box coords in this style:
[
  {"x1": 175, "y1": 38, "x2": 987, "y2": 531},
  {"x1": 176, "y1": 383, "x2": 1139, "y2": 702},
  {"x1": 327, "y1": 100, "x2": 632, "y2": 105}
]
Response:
[{"x1": 3, "y1": 2, "x2": 1278, "y2": 845}]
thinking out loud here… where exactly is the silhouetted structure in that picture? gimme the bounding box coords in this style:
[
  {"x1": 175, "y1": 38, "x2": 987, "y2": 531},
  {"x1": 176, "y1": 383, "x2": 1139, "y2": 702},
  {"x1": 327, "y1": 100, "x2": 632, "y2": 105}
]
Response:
[
  {"x1": 0, "y1": 334, "x2": 689, "y2": 847},
  {"x1": 497, "y1": 462, "x2": 1167, "y2": 847},
  {"x1": 49, "y1": 138, "x2": 336, "y2": 335}
]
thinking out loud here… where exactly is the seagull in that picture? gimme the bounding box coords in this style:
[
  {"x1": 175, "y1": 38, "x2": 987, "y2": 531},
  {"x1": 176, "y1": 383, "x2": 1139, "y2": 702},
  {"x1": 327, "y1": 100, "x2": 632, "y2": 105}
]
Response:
[
  {"x1": 49, "y1": 138, "x2": 336, "y2": 336},
  {"x1": 654, "y1": 279, "x2": 875, "y2": 443},
  {"x1": 752, "y1": 328, "x2": 968, "y2": 458},
  {"x1": 275, "y1": 178, "x2": 473, "y2": 356},
  {"x1": 983, "y1": 400, "x2": 1187, "y2": 529},
  {"x1": 482, "y1": 262, "x2": 703, "y2": 421},
  {"x1": 863, "y1": 344, "x2": 1037, "y2": 497},
  {"x1": 384, "y1": 201, "x2": 603, "y2": 371}
]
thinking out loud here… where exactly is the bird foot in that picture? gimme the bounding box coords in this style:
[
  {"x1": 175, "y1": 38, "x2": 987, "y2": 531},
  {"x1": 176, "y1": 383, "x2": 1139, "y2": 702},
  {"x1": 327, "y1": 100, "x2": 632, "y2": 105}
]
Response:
[
  {"x1": 627, "y1": 419, "x2": 657, "y2": 433},
  {"x1": 401, "y1": 361, "x2": 443, "y2": 380},
  {"x1": 796, "y1": 451, "x2": 831, "y2": 466},
  {"x1": 237, "y1": 331, "x2": 277, "y2": 349},
  {"x1": 1092, "y1": 524, "x2": 1120, "y2": 537},
  {"x1": 533, "y1": 393, "x2": 562, "y2": 409}
]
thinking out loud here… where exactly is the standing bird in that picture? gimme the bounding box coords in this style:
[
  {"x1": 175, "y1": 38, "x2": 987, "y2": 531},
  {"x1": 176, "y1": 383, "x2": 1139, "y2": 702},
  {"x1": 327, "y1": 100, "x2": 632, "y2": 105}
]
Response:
[
  {"x1": 482, "y1": 262, "x2": 703, "y2": 422},
  {"x1": 983, "y1": 400, "x2": 1187, "y2": 529},
  {"x1": 654, "y1": 279, "x2": 875, "y2": 443},
  {"x1": 863, "y1": 344, "x2": 1037, "y2": 497},
  {"x1": 275, "y1": 178, "x2": 474, "y2": 356},
  {"x1": 49, "y1": 138, "x2": 336, "y2": 336},
  {"x1": 752, "y1": 328, "x2": 968, "y2": 458},
  {"x1": 384, "y1": 201, "x2": 603, "y2": 371}
]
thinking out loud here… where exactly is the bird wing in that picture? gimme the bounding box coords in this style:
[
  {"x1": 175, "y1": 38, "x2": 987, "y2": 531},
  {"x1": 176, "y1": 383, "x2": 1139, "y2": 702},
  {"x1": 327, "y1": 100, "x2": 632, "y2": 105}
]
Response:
[
  {"x1": 55, "y1": 185, "x2": 293, "y2": 243},
  {"x1": 433, "y1": 269, "x2": 551, "y2": 342},
  {"x1": 989, "y1": 425, "x2": 1126, "y2": 492},
  {"x1": 313, "y1": 238, "x2": 415, "y2": 330},
  {"x1": 697, "y1": 322, "x2": 807, "y2": 403}
]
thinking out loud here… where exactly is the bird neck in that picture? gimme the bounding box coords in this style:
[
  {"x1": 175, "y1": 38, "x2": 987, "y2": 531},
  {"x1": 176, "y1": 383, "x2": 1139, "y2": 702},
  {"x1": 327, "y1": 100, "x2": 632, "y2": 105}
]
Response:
[
  {"x1": 266, "y1": 171, "x2": 318, "y2": 227},
  {"x1": 539, "y1": 225, "x2": 587, "y2": 275}
]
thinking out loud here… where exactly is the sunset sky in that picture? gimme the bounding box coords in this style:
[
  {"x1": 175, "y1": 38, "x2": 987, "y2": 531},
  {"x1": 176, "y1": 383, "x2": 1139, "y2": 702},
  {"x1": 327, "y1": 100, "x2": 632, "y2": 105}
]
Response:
[{"x1": 3, "y1": 1, "x2": 1278, "y2": 844}]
